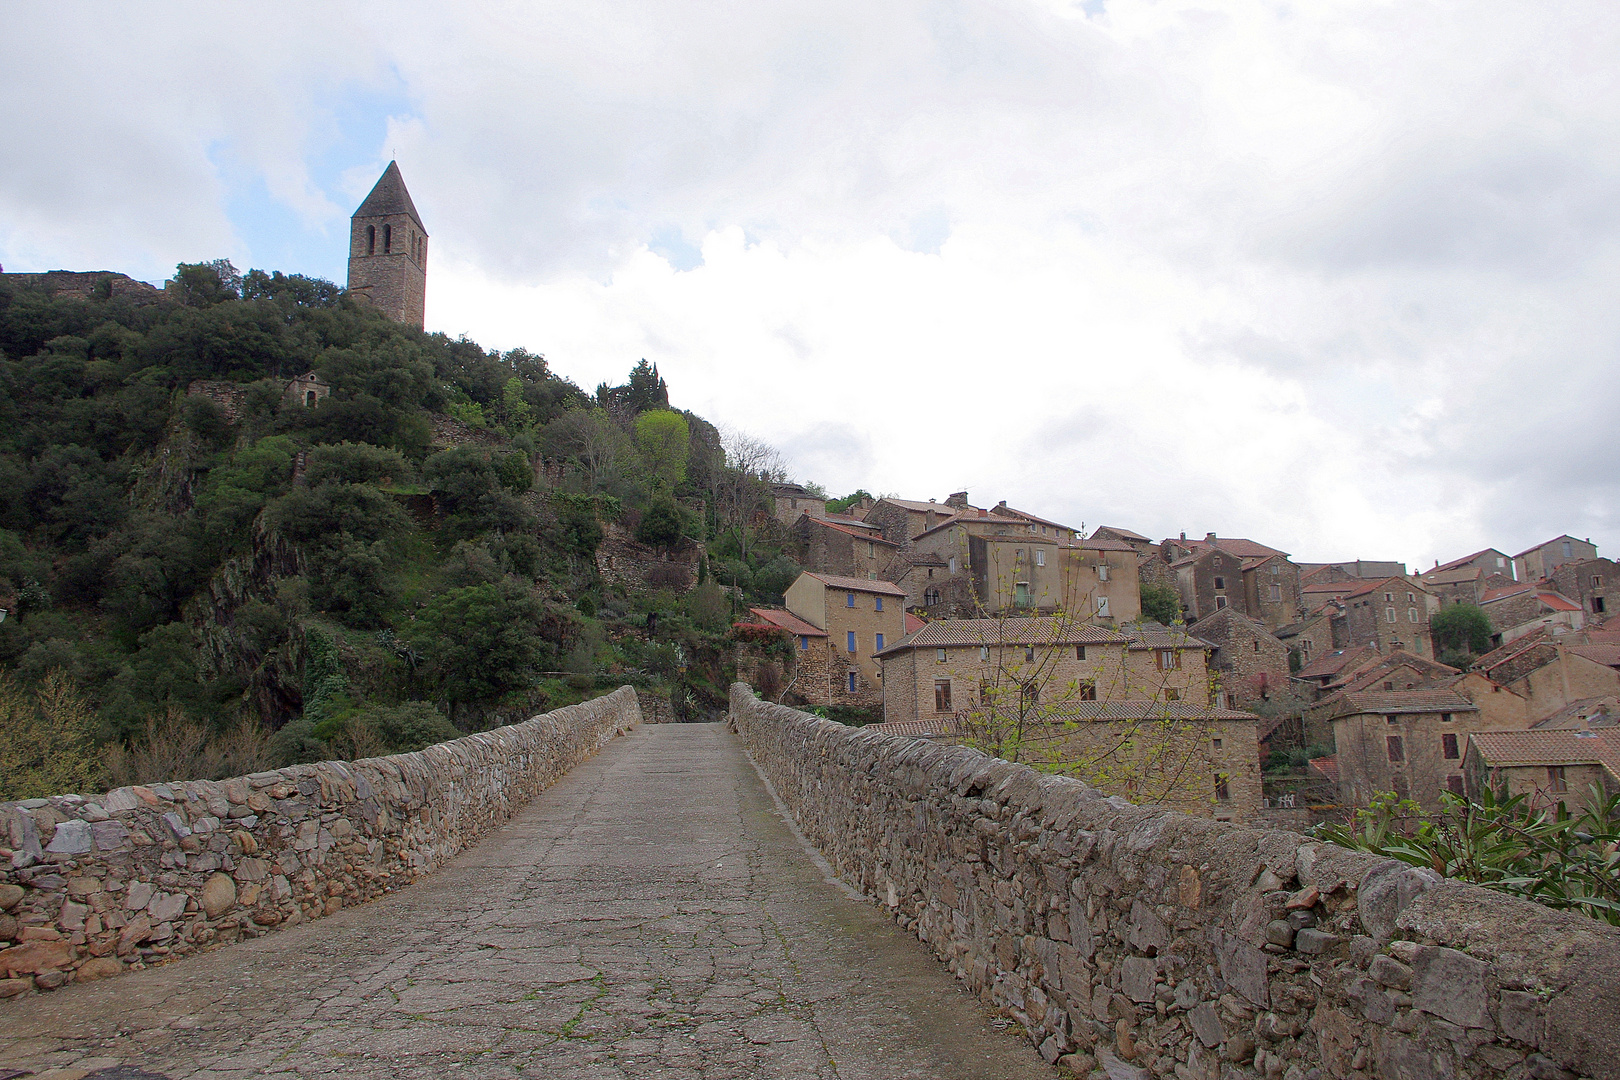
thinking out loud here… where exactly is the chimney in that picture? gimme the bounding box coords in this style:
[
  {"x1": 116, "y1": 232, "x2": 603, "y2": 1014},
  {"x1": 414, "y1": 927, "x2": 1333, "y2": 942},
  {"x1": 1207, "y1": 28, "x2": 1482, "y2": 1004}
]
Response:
[
  {"x1": 946, "y1": 491, "x2": 969, "y2": 509},
  {"x1": 925, "y1": 508, "x2": 936, "y2": 531},
  {"x1": 1205, "y1": 532, "x2": 1217, "y2": 543},
  {"x1": 1180, "y1": 531, "x2": 1187, "y2": 542},
  {"x1": 978, "y1": 508, "x2": 986, "y2": 517}
]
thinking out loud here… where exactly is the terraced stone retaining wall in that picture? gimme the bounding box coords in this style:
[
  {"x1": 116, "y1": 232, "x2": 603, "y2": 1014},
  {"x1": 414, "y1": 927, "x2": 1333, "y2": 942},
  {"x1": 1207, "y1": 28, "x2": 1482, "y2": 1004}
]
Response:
[
  {"x1": 730, "y1": 685, "x2": 1620, "y2": 1080},
  {"x1": 0, "y1": 687, "x2": 640, "y2": 997}
]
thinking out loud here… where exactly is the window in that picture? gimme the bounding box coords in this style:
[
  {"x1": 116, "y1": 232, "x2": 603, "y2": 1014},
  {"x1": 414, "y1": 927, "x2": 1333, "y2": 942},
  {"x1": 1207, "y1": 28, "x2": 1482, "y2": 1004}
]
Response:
[
  {"x1": 1496, "y1": 556, "x2": 1505, "y2": 568},
  {"x1": 383, "y1": 223, "x2": 392, "y2": 253},
  {"x1": 1442, "y1": 733, "x2": 1459, "y2": 759},
  {"x1": 1406, "y1": 593, "x2": 1415, "y2": 603},
  {"x1": 1253, "y1": 641, "x2": 1261, "y2": 652},
  {"x1": 867, "y1": 541, "x2": 875, "y2": 557},
  {"x1": 799, "y1": 635, "x2": 808, "y2": 650},
  {"x1": 935, "y1": 680, "x2": 952, "y2": 712},
  {"x1": 1078, "y1": 681, "x2": 1096, "y2": 700},
  {"x1": 1214, "y1": 576, "x2": 1226, "y2": 590},
  {"x1": 1035, "y1": 550, "x2": 1046, "y2": 567},
  {"x1": 1384, "y1": 592, "x2": 1394, "y2": 603},
  {"x1": 875, "y1": 596, "x2": 884, "y2": 612},
  {"x1": 1156, "y1": 649, "x2": 1180, "y2": 671},
  {"x1": 1015, "y1": 582, "x2": 1030, "y2": 607},
  {"x1": 1268, "y1": 584, "x2": 1282, "y2": 602},
  {"x1": 979, "y1": 646, "x2": 988, "y2": 660},
  {"x1": 366, "y1": 224, "x2": 376, "y2": 254},
  {"x1": 1563, "y1": 541, "x2": 1574, "y2": 557},
  {"x1": 1212, "y1": 737, "x2": 1223, "y2": 749},
  {"x1": 1075, "y1": 645, "x2": 1087, "y2": 660},
  {"x1": 1213, "y1": 557, "x2": 1223, "y2": 569},
  {"x1": 847, "y1": 631, "x2": 856, "y2": 652},
  {"x1": 1595, "y1": 597, "x2": 1607, "y2": 613},
  {"x1": 1386, "y1": 735, "x2": 1404, "y2": 762},
  {"x1": 1409, "y1": 608, "x2": 1419, "y2": 622},
  {"x1": 1096, "y1": 596, "x2": 1111, "y2": 617},
  {"x1": 847, "y1": 593, "x2": 856, "y2": 608},
  {"x1": 1214, "y1": 774, "x2": 1230, "y2": 801},
  {"x1": 875, "y1": 633, "x2": 884, "y2": 652},
  {"x1": 1386, "y1": 607, "x2": 1397, "y2": 623},
  {"x1": 924, "y1": 587, "x2": 940, "y2": 606},
  {"x1": 1098, "y1": 564, "x2": 1110, "y2": 581},
  {"x1": 1594, "y1": 575, "x2": 1604, "y2": 587},
  {"x1": 1024, "y1": 646, "x2": 1035, "y2": 662},
  {"x1": 1215, "y1": 596, "x2": 1228, "y2": 609},
  {"x1": 1441, "y1": 775, "x2": 1464, "y2": 796},
  {"x1": 1165, "y1": 688, "x2": 1180, "y2": 701},
  {"x1": 1386, "y1": 714, "x2": 1399, "y2": 724},
  {"x1": 936, "y1": 648, "x2": 947, "y2": 663},
  {"x1": 1392, "y1": 774, "x2": 1410, "y2": 799},
  {"x1": 848, "y1": 671, "x2": 858, "y2": 693},
  {"x1": 948, "y1": 557, "x2": 957, "y2": 574},
  {"x1": 1548, "y1": 766, "x2": 1567, "y2": 792},
  {"x1": 1383, "y1": 681, "x2": 1395, "y2": 691}
]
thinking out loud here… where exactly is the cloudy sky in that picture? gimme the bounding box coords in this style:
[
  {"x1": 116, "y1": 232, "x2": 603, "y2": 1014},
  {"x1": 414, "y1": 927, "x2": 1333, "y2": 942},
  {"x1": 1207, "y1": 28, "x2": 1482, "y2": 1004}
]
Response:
[{"x1": 3, "y1": 1, "x2": 1616, "y2": 568}]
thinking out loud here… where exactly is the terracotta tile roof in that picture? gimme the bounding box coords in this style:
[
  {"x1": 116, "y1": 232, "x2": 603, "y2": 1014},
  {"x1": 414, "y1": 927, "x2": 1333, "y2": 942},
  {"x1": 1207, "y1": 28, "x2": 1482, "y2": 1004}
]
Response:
[
  {"x1": 822, "y1": 513, "x2": 882, "y2": 531},
  {"x1": 1324, "y1": 689, "x2": 1479, "y2": 716},
  {"x1": 1537, "y1": 591, "x2": 1582, "y2": 613},
  {"x1": 1171, "y1": 537, "x2": 1290, "y2": 559},
  {"x1": 744, "y1": 607, "x2": 826, "y2": 637},
  {"x1": 800, "y1": 572, "x2": 908, "y2": 596},
  {"x1": 1531, "y1": 695, "x2": 1620, "y2": 730},
  {"x1": 1125, "y1": 628, "x2": 1214, "y2": 650},
  {"x1": 1092, "y1": 526, "x2": 1149, "y2": 541},
  {"x1": 904, "y1": 613, "x2": 927, "y2": 634},
  {"x1": 1073, "y1": 538, "x2": 1138, "y2": 553},
  {"x1": 1571, "y1": 644, "x2": 1620, "y2": 668},
  {"x1": 912, "y1": 514, "x2": 1030, "y2": 541},
  {"x1": 1295, "y1": 645, "x2": 1378, "y2": 681},
  {"x1": 1481, "y1": 582, "x2": 1536, "y2": 604},
  {"x1": 1420, "y1": 567, "x2": 1484, "y2": 585},
  {"x1": 1468, "y1": 730, "x2": 1620, "y2": 776},
  {"x1": 1302, "y1": 581, "x2": 1356, "y2": 594},
  {"x1": 994, "y1": 504, "x2": 1078, "y2": 532},
  {"x1": 865, "y1": 718, "x2": 956, "y2": 738},
  {"x1": 1341, "y1": 577, "x2": 1426, "y2": 601},
  {"x1": 873, "y1": 497, "x2": 970, "y2": 516},
  {"x1": 812, "y1": 518, "x2": 900, "y2": 546},
  {"x1": 875, "y1": 617, "x2": 1130, "y2": 655},
  {"x1": 1041, "y1": 701, "x2": 1260, "y2": 722},
  {"x1": 1512, "y1": 535, "x2": 1583, "y2": 559},
  {"x1": 1310, "y1": 756, "x2": 1339, "y2": 784}
]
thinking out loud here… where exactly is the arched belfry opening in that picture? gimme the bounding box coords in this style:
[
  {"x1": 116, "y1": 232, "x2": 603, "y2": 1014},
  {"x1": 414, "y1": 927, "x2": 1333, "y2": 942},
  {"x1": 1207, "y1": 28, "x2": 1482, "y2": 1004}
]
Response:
[{"x1": 346, "y1": 161, "x2": 428, "y2": 330}]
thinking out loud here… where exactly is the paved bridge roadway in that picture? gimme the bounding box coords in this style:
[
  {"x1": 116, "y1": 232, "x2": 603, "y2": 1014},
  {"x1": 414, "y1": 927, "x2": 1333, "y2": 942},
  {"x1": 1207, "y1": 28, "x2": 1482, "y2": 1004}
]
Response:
[{"x1": 1, "y1": 723, "x2": 1054, "y2": 1080}]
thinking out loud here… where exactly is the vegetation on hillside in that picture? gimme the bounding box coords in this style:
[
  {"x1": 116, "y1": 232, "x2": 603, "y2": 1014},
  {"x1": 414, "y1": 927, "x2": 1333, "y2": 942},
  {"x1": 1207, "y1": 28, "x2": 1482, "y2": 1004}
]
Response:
[
  {"x1": 0, "y1": 262, "x2": 805, "y2": 796},
  {"x1": 1317, "y1": 788, "x2": 1620, "y2": 925}
]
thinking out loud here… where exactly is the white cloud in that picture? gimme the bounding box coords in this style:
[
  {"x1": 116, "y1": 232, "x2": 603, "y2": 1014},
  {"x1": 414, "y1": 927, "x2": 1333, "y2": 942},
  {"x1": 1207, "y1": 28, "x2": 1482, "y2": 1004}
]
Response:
[{"x1": 4, "y1": 0, "x2": 1618, "y2": 564}]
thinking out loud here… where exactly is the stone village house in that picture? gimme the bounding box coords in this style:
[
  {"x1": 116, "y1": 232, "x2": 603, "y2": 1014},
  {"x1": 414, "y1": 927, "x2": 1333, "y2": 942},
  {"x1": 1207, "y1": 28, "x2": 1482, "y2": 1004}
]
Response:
[
  {"x1": 1338, "y1": 576, "x2": 1440, "y2": 659},
  {"x1": 790, "y1": 515, "x2": 900, "y2": 580},
  {"x1": 1186, "y1": 608, "x2": 1291, "y2": 710},
  {"x1": 1513, "y1": 534, "x2": 1599, "y2": 584},
  {"x1": 773, "y1": 572, "x2": 907, "y2": 711},
  {"x1": 1464, "y1": 729, "x2": 1620, "y2": 815}
]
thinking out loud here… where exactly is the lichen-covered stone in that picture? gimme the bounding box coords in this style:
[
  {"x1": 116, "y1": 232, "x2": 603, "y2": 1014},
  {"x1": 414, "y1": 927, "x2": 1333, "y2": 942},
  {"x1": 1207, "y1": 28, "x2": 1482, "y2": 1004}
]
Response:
[
  {"x1": 0, "y1": 687, "x2": 639, "y2": 997},
  {"x1": 729, "y1": 682, "x2": 1620, "y2": 1080}
]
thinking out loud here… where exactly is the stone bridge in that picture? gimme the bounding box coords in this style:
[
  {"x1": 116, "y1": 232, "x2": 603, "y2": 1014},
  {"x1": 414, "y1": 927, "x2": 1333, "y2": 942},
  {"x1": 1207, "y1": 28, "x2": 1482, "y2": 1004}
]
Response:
[{"x1": 1, "y1": 686, "x2": 1616, "y2": 1080}]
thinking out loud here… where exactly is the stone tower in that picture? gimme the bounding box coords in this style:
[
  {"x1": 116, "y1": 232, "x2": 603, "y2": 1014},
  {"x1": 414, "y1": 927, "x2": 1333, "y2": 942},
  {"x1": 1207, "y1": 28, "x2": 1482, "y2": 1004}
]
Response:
[{"x1": 347, "y1": 161, "x2": 427, "y2": 329}]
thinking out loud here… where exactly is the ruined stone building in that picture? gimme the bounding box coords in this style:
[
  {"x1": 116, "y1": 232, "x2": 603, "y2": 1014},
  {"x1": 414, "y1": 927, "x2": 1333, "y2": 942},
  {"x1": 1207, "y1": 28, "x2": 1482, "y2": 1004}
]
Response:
[{"x1": 347, "y1": 161, "x2": 428, "y2": 329}]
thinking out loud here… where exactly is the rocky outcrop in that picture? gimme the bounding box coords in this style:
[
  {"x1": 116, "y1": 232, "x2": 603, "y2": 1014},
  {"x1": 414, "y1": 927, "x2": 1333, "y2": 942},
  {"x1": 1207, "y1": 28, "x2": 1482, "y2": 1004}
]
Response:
[
  {"x1": 731, "y1": 684, "x2": 1620, "y2": 1080},
  {"x1": 0, "y1": 687, "x2": 640, "y2": 997}
]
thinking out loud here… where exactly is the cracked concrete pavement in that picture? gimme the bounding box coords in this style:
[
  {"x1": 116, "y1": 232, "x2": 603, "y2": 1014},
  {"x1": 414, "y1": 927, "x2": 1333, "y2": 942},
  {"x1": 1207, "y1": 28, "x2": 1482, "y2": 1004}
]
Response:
[{"x1": 0, "y1": 722, "x2": 1054, "y2": 1079}]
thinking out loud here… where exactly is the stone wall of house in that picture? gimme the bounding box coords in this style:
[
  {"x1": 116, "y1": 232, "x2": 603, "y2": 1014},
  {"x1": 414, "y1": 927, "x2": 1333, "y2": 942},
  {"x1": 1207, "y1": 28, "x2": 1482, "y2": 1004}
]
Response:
[
  {"x1": 1548, "y1": 559, "x2": 1616, "y2": 619},
  {"x1": 0, "y1": 688, "x2": 641, "y2": 997},
  {"x1": 730, "y1": 683, "x2": 1620, "y2": 1080}
]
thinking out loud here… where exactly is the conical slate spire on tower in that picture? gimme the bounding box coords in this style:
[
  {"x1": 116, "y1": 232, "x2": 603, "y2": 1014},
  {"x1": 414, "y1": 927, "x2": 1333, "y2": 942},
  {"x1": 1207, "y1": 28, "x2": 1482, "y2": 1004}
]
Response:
[{"x1": 352, "y1": 161, "x2": 426, "y2": 231}]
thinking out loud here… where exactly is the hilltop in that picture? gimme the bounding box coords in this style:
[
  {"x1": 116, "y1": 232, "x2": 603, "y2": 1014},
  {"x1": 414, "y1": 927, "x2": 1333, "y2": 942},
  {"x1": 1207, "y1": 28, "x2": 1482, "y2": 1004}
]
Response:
[{"x1": 0, "y1": 262, "x2": 800, "y2": 795}]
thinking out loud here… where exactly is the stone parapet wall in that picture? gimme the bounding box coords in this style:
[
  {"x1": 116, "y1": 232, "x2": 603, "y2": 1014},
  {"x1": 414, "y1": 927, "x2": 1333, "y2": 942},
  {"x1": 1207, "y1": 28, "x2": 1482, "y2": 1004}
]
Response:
[
  {"x1": 730, "y1": 684, "x2": 1620, "y2": 1080},
  {"x1": 0, "y1": 687, "x2": 641, "y2": 997}
]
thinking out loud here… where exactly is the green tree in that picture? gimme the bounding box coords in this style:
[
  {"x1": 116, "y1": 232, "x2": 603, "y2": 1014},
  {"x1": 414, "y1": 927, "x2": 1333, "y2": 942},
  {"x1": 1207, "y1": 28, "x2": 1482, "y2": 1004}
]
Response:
[
  {"x1": 637, "y1": 497, "x2": 684, "y2": 549},
  {"x1": 635, "y1": 409, "x2": 690, "y2": 492},
  {"x1": 0, "y1": 671, "x2": 105, "y2": 800},
  {"x1": 1139, "y1": 581, "x2": 1182, "y2": 625},
  {"x1": 410, "y1": 579, "x2": 551, "y2": 715},
  {"x1": 1431, "y1": 603, "x2": 1493, "y2": 655}
]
